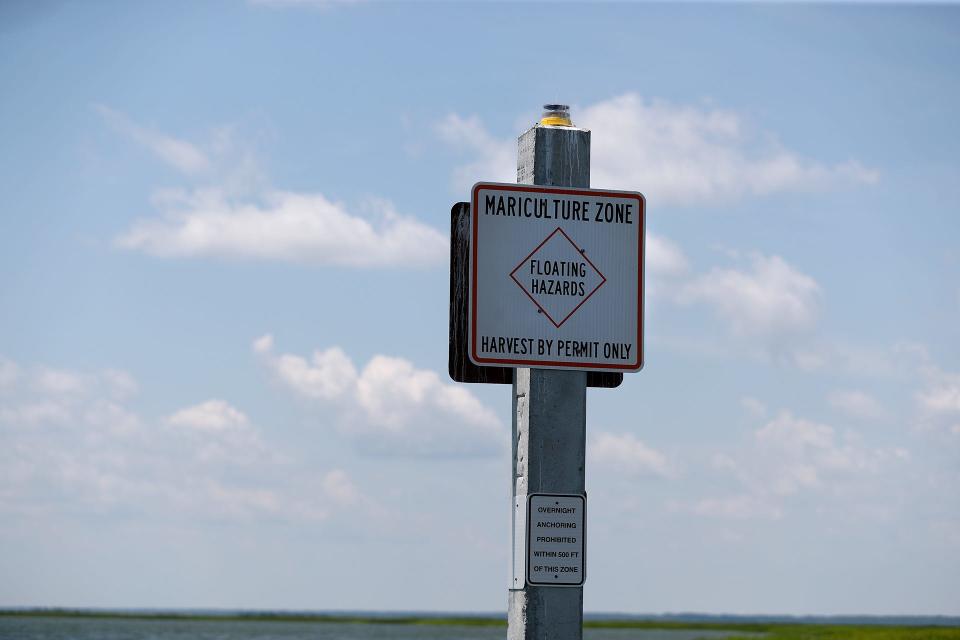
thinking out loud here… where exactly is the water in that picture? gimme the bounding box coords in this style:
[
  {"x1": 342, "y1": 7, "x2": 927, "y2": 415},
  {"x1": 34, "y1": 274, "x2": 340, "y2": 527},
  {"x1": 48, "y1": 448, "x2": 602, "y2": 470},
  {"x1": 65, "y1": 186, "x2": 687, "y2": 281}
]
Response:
[{"x1": 0, "y1": 618, "x2": 756, "y2": 640}]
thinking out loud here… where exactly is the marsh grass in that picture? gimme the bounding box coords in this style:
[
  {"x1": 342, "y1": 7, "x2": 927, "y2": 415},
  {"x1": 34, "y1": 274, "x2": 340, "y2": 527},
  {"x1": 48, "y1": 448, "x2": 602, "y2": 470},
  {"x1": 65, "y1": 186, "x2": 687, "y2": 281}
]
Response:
[{"x1": 1, "y1": 609, "x2": 957, "y2": 640}]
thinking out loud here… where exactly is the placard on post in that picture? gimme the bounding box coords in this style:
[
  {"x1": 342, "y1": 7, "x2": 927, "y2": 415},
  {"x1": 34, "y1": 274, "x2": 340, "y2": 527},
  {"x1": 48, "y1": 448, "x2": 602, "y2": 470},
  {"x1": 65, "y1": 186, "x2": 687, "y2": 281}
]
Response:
[
  {"x1": 469, "y1": 183, "x2": 644, "y2": 372},
  {"x1": 517, "y1": 493, "x2": 586, "y2": 587}
]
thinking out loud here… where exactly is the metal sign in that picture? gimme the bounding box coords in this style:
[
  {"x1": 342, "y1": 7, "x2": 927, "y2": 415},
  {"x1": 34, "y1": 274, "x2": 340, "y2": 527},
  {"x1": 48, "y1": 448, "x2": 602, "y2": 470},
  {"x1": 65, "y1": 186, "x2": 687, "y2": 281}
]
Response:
[
  {"x1": 526, "y1": 493, "x2": 585, "y2": 586},
  {"x1": 469, "y1": 183, "x2": 644, "y2": 372},
  {"x1": 449, "y1": 203, "x2": 622, "y2": 388}
]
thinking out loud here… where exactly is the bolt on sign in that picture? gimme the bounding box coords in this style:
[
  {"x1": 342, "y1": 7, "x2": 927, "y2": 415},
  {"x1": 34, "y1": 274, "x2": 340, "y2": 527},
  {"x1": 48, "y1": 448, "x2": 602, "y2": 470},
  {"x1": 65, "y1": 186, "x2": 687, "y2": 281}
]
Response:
[{"x1": 469, "y1": 182, "x2": 645, "y2": 372}]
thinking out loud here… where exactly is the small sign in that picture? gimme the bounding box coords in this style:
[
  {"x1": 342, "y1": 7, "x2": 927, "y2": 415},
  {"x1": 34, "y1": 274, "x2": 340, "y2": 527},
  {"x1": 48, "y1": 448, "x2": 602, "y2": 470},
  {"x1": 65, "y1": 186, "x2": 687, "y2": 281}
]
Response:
[
  {"x1": 470, "y1": 183, "x2": 644, "y2": 372},
  {"x1": 526, "y1": 493, "x2": 586, "y2": 586}
]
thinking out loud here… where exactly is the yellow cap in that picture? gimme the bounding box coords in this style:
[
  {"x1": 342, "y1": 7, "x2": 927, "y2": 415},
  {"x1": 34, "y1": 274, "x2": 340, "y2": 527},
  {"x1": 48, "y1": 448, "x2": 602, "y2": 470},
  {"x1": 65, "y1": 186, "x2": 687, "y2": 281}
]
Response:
[{"x1": 540, "y1": 104, "x2": 572, "y2": 127}]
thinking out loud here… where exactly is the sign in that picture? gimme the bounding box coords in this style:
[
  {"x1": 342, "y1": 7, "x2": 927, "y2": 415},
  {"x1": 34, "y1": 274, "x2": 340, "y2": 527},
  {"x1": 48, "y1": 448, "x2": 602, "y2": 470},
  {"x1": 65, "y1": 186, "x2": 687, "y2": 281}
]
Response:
[
  {"x1": 526, "y1": 493, "x2": 585, "y2": 586},
  {"x1": 448, "y1": 203, "x2": 622, "y2": 388},
  {"x1": 469, "y1": 183, "x2": 644, "y2": 372}
]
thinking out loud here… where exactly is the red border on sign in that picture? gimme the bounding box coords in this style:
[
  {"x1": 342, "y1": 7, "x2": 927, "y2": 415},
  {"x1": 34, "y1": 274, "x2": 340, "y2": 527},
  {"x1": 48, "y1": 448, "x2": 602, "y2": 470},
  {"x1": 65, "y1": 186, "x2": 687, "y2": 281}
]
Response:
[{"x1": 470, "y1": 182, "x2": 645, "y2": 371}]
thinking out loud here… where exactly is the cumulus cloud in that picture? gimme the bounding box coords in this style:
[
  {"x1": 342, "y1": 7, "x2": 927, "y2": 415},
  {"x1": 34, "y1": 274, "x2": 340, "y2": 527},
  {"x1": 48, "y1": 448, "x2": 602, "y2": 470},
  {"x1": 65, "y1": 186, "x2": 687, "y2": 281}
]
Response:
[
  {"x1": 690, "y1": 494, "x2": 783, "y2": 520},
  {"x1": 689, "y1": 409, "x2": 909, "y2": 520},
  {"x1": 33, "y1": 367, "x2": 87, "y2": 395},
  {"x1": 828, "y1": 390, "x2": 887, "y2": 421},
  {"x1": 785, "y1": 340, "x2": 904, "y2": 377},
  {"x1": 0, "y1": 401, "x2": 71, "y2": 427},
  {"x1": 0, "y1": 356, "x2": 19, "y2": 390},
  {"x1": 95, "y1": 104, "x2": 211, "y2": 175},
  {"x1": 439, "y1": 94, "x2": 877, "y2": 205},
  {"x1": 580, "y1": 94, "x2": 878, "y2": 204},
  {"x1": 322, "y1": 469, "x2": 362, "y2": 506},
  {"x1": 83, "y1": 400, "x2": 142, "y2": 436},
  {"x1": 914, "y1": 368, "x2": 960, "y2": 436},
  {"x1": 101, "y1": 369, "x2": 139, "y2": 398},
  {"x1": 23, "y1": 366, "x2": 139, "y2": 400},
  {"x1": 740, "y1": 396, "x2": 767, "y2": 418},
  {"x1": 678, "y1": 252, "x2": 820, "y2": 341},
  {"x1": 254, "y1": 338, "x2": 357, "y2": 401},
  {"x1": 646, "y1": 234, "x2": 689, "y2": 277},
  {"x1": 588, "y1": 432, "x2": 674, "y2": 478},
  {"x1": 916, "y1": 378, "x2": 960, "y2": 415},
  {"x1": 436, "y1": 113, "x2": 515, "y2": 191},
  {"x1": 167, "y1": 399, "x2": 250, "y2": 432},
  {"x1": 101, "y1": 107, "x2": 446, "y2": 268},
  {"x1": 0, "y1": 358, "x2": 342, "y2": 524},
  {"x1": 115, "y1": 188, "x2": 447, "y2": 267},
  {"x1": 254, "y1": 335, "x2": 507, "y2": 457}
]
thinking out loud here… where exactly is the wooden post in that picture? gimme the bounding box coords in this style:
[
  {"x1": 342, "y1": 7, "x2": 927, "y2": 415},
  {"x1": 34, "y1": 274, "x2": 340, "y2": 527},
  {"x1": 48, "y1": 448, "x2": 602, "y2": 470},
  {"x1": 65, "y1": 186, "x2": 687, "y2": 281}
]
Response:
[{"x1": 508, "y1": 111, "x2": 590, "y2": 640}]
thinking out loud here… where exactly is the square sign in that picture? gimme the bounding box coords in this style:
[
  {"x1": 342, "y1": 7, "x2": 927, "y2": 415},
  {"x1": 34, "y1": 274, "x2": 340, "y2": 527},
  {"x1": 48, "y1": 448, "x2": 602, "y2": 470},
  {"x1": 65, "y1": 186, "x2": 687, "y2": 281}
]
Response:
[
  {"x1": 527, "y1": 493, "x2": 586, "y2": 586},
  {"x1": 470, "y1": 182, "x2": 644, "y2": 372}
]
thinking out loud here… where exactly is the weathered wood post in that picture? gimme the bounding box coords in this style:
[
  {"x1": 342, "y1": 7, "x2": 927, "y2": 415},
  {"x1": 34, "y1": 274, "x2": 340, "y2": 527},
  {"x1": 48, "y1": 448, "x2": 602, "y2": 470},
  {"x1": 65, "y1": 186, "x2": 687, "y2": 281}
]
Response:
[{"x1": 508, "y1": 105, "x2": 590, "y2": 640}]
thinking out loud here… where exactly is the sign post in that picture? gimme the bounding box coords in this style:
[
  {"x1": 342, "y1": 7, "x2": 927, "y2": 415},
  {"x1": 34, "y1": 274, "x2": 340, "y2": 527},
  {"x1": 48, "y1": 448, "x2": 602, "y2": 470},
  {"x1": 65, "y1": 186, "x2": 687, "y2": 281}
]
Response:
[
  {"x1": 508, "y1": 110, "x2": 593, "y2": 640},
  {"x1": 449, "y1": 105, "x2": 644, "y2": 640}
]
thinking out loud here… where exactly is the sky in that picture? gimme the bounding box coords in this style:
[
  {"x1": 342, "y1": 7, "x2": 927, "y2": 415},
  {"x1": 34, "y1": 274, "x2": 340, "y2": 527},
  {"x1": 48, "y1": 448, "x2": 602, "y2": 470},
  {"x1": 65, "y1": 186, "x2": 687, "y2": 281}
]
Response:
[{"x1": 0, "y1": 0, "x2": 958, "y2": 617}]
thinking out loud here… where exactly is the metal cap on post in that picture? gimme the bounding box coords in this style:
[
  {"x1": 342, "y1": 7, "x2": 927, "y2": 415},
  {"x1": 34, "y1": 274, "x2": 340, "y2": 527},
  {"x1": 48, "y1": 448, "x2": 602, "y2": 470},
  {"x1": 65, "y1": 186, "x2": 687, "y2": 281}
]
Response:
[{"x1": 508, "y1": 105, "x2": 589, "y2": 640}]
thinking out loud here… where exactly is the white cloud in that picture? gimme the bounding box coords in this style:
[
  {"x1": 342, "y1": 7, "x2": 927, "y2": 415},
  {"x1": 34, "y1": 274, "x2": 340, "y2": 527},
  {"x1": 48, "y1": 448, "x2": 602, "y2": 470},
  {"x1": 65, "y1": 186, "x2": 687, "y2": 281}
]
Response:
[
  {"x1": 828, "y1": 390, "x2": 887, "y2": 420},
  {"x1": 740, "y1": 396, "x2": 767, "y2": 418},
  {"x1": 322, "y1": 469, "x2": 361, "y2": 506},
  {"x1": 690, "y1": 494, "x2": 783, "y2": 520},
  {"x1": 0, "y1": 401, "x2": 71, "y2": 427},
  {"x1": 33, "y1": 367, "x2": 87, "y2": 395},
  {"x1": 0, "y1": 362, "x2": 338, "y2": 524},
  {"x1": 678, "y1": 252, "x2": 820, "y2": 341},
  {"x1": 252, "y1": 334, "x2": 274, "y2": 354},
  {"x1": 256, "y1": 336, "x2": 358, "y2": 401},
  {"x1": 26, "y1": 365, "x2": 139, "y2": 399},
  {"x1": 166, "y1": 399, "x2": 250, "y2": 432},
  {"x1": 102, "y1": 369, "x2": 139, "y2": 399},
  {"x1": 439, "y1": 94, "x2": 877, "y2": 206},
  {"x1": 787, "y1": 341, "x2": 902, "y2": 376},
  {"x1": 437, "y1": 113, "x2": 515, "y2": 191},
  {"x1": 83, "y1": 401, "x2": 142, "y2": 436},
  {"x1": 115, "y1": 188, "x2": 447, "y2": 267},
  {"x1": 254, "y1": 336, "x2": 507, "y2": 457},
  {"x1": 646, "y1": 233, "x2": 689, "y2": 277},
  {"x1": 914, "y1": 368, "x2": 960, "y2": 435},
  {"x1": 102, "y1": 108, "x2": 445, "y2": 268},
  {"x1": 691, "y1": 409, "x2": 908, "y2": 519},
  {"x1": 95, "y1": 104, "x2": 210, "y2": 175},
  {"x1": 917, "y1": 379, "x2": 960, "y2": 415},
  {"x1": 589, "y1": 432, "x2": 674, "y2": 478},
  {"x1": 0, "y1": 361, "x2": 139, "y2": 429},
  {"x1": 580, "y1": 93, "x2": 878, "y2": 205},
  {"x1": 0, "y1": 356, "x2": 19, "y2": 390},
  {"x1": 755, "y1": 411, "x2": 906, "y2": 493}
]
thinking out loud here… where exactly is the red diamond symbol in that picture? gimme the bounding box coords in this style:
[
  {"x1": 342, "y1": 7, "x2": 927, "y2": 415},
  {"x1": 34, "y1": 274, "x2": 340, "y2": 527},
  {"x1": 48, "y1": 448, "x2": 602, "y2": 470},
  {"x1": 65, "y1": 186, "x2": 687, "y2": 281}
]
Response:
[{"x1": 509, "y1": 227, "x2": 607, "y2": 328}]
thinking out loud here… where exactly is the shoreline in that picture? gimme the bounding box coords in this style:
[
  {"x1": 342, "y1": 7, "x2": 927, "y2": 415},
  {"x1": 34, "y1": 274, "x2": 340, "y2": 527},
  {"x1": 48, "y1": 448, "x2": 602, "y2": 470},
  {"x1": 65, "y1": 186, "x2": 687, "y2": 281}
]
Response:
[{"x1": 1, "y1": 609, "x2": 958, "y2": 631}]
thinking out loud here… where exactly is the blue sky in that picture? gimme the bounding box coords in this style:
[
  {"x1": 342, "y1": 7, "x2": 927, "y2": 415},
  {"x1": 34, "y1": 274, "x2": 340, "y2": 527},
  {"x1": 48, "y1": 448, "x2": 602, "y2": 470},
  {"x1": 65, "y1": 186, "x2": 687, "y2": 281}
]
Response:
[{"x1": 1, "y1": 1, "x2": 958, "y2": 615}]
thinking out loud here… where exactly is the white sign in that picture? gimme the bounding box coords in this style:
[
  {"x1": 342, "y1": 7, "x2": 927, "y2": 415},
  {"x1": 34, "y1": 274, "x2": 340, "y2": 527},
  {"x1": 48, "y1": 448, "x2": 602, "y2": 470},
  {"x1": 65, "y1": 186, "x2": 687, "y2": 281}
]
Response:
[
  {"x1": 526, "y1": 493, "x2": 585, "y2": 586},
  {"x1": 469, "y1": 182, "x2": 644, "y2": 371}
]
